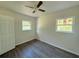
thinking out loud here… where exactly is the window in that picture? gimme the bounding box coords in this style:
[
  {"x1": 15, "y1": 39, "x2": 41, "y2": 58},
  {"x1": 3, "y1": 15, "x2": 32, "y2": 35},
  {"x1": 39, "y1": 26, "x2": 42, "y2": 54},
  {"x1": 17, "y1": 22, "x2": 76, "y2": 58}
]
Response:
[
  {"x1": 22, "y1": 20, "x2": 31, "y2": 31},
  {"x1": 56, "y1": 17, "x2": 73, "y2": 32}
]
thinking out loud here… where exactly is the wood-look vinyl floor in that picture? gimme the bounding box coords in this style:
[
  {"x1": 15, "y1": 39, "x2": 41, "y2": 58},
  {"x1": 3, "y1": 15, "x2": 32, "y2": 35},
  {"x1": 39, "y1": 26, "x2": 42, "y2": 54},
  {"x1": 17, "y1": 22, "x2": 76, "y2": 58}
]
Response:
[{"x1": 0, "y1": 39, "x2": 79, "y2": 58}]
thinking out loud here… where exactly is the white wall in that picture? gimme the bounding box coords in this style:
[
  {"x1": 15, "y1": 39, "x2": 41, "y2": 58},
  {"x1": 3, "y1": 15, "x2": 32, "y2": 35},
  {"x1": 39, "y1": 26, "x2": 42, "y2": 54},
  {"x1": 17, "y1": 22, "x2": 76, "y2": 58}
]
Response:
[
  {"x1": 0, "y1": 7, "x2": 37, "y2": 45},
  {"x1": 38, "y1": 5, "x2": 79, "y2": 55},
  {"x1": 15, "y1": 13, "x2": 37, "y2": 45}
]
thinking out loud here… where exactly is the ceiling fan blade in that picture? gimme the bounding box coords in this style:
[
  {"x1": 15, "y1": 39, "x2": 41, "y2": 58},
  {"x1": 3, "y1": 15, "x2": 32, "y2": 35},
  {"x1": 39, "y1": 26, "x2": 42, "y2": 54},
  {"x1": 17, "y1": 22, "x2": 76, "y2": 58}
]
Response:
[
  {"x1": 33, "y1": 10, "x2": 35, "y2": 13},
  {"x1": 37, "y1": 1, "x2": 43, "y2": 8},
  {"x1": 25, "y1": 5, "x2": 34, "y2": 9},
  {"x1": 39, "y1": 9, "x2": 45, "y2": 12}
]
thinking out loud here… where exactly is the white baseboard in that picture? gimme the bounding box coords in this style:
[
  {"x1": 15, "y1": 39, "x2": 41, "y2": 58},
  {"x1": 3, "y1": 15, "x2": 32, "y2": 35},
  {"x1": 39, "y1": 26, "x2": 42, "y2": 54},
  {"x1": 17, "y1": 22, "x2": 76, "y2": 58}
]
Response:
[
  {"x1": 39, "y1": 39, "x2": 79, "y2": 56},
  {"x1": 0, "y1": 46, "x2": 15, "y2": 55},
  {"x1": 15, "y1": 38, "x2": 34, "y2": 46}
]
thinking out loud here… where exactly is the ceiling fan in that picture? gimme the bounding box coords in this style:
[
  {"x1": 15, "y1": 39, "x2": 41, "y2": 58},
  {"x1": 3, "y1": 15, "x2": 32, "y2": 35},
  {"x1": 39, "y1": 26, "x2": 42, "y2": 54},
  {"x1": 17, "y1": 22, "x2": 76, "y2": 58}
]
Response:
[{"x1": 25, "y1": 1, "x2": 45, "y2": 13}]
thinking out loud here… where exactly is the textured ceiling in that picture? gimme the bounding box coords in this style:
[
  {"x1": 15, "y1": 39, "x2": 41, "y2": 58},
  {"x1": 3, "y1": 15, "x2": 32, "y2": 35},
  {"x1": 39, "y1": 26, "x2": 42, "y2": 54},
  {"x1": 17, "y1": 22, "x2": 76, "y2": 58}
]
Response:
[{"x1": 0, "y1": 1, "x2": 79, "y2": 17}]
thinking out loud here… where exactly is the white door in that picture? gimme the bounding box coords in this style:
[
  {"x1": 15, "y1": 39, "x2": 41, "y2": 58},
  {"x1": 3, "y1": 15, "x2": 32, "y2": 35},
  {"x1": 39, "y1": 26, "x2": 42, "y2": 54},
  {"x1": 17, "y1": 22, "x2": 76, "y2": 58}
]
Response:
[{"x1": 0, "y1": 15, "x2": 15, "y2": 55}]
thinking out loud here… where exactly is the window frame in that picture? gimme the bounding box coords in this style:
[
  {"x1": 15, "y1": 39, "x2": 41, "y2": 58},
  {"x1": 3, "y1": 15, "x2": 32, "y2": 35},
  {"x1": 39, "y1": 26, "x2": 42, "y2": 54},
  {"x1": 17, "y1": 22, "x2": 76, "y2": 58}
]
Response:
[
  {"x1": 22, "y1": 20, "x2": 32, "y2": 31},
  {"x1": 56, "y1": 16, "x2": 75, "y2": 33}
]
